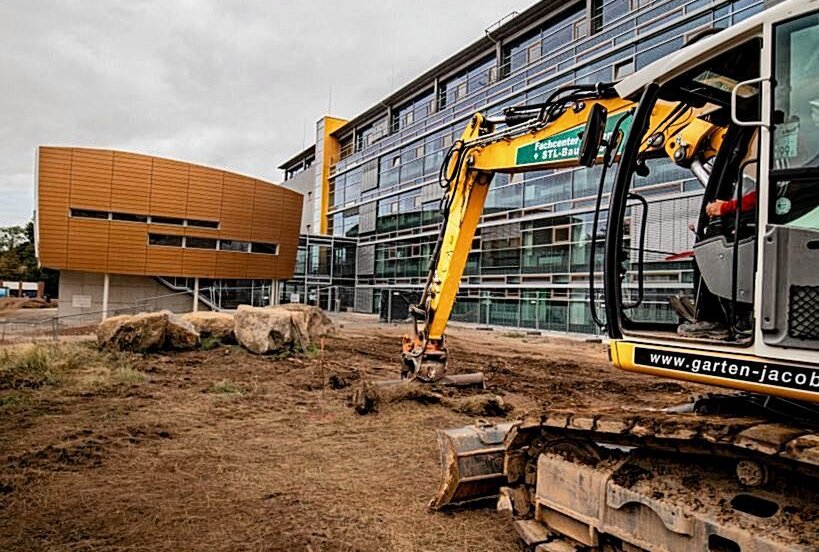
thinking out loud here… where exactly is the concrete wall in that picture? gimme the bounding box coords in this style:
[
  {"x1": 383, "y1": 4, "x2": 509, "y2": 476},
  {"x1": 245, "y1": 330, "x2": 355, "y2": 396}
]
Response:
[
  {"x1": 58, "y1": 270, "x2": 196, "y2": 321},
  {"x1": 282, "y1": 167, "x2": 315, "y2": 234}
]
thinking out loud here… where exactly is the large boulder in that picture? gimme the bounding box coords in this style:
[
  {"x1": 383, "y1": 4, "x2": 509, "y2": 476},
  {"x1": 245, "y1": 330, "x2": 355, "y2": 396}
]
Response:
[
  {"x1": 234, "y1": 305, "x2": 308, "y2": 354},
  {"x1": 272, "y1": 304, "x2": 335, "y2": 341},
  {"x1": 97, "y1": 311, "x2": 199, "y2": 352},
  {"x1": 165, "y1": 314, "x2": 200, "y2": 349},
  {"x1": 181, "y1": 311, "x2": 236, "y2": 343},
  {"x1": 96, "y1": 313, "x2": 133, "y2": 346}
]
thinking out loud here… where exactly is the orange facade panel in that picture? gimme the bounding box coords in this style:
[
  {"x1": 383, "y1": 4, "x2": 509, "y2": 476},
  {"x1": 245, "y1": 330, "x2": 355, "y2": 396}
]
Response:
[
  {"x1": 246, "y1": 254, "x2": 280, "y2": 280},
  {"x1": 187, "y1": 166, "x2": 223, "y2": 222},
  {"x1": 145, "y1": 246, "x2": 184, "y2": 276},
  {"x1": 183, "y1": 226, "x2": 219, "y2": 239},
  {"x1": 107, "y1": 224, "x2": 148, "y2": 274},
  {"x1": 67, "y1": 218, "x2": 110, "y2": 271},
  {"x1": 219, "y1": 173, "x2": 255, "y2": 239},
  {"x1": 37, "y1": 147, "x2": 303, "y2": 280},
  {"x1": 250, "y1": 181, "x2": 283, "y2": 244},
  {"x1": 150, "y1": 158, "x2": 189, "y2": 216},
  {"x1": 111, "y1": 152, "x2": 152, "y2": 213},
  {"x1": 182, "y1": 249, "x2": 217, "y2": 278},
  {"x1": 69, "y1": 149, "x2": 113, "y2": 210},
  {"x1": 215, "y1": 251, "x2": 247, "y2": 279},
  {"x1": 275, "y1": 242, "x2": 299, "y2": 278},
  {"x1": 37, "y1": 148, "x2": 72, "y2": 268}
]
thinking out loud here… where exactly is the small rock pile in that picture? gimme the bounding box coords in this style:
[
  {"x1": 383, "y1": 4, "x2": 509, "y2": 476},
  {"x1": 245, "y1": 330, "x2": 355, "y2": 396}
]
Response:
[{"x1": 96, "y1": 304, "x2": 335, "y2": 354}]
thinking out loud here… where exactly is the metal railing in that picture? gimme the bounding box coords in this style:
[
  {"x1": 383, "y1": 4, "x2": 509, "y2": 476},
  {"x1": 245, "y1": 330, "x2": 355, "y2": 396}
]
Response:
[{"x1": 154, "y1": 277, "x2": 222, "y2": 311}]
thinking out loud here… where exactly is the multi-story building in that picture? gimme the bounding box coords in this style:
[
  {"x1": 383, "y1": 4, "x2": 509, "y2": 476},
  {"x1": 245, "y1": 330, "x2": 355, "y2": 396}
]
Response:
[
  {"x1": 37, "y1": 147, "x2": 303, "y2": 318},
  {"x1": 280, "y1": 0, "x2": 764, "y2": 334}
]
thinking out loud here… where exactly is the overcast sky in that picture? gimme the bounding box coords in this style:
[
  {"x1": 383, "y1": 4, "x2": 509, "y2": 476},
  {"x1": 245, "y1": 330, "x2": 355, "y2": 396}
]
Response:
[{"x1": 0, "y1": 1, "x2": 539, "y2": 227}]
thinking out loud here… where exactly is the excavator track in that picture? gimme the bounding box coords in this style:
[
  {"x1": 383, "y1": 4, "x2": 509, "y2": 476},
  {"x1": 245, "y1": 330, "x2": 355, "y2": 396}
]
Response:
[{"x1": 432, "y1": 408, "x2": 819, "y2": 551}]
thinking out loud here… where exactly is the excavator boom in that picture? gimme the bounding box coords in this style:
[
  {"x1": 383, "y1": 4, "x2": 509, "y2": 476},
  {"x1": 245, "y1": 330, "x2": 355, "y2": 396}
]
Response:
[{"x1": 401, "y1": 86, "x2": 719, "y2": 382}]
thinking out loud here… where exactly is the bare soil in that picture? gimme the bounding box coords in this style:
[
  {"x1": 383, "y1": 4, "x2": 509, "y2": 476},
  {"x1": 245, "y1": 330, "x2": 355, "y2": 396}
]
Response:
[{"x1": 0, "y1": 314, "x2": 714, "y2": 551}]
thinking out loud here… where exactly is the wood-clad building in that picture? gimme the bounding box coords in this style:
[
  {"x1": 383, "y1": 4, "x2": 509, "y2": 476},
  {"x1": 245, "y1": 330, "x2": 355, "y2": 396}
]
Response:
[{"x1": 36, "y1": 147, "x2": 303, "y2": 280}]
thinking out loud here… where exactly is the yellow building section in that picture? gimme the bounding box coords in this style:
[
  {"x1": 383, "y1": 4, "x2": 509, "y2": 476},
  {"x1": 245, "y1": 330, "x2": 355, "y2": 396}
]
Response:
[{"x1": 318, "y1": 116, "x2": 348, "y2": 234}]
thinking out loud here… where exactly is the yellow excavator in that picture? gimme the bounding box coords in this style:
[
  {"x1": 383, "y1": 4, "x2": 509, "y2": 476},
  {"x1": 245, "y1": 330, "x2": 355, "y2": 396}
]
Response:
[{"x1": 401, "y1": 1, "x2": 819, "y2": 550}]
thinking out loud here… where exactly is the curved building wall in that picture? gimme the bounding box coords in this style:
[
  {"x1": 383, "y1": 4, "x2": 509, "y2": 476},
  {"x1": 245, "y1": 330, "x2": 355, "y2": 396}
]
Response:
[{"x1": 36, "y1": 147, "x2": 303, "y2": 280}]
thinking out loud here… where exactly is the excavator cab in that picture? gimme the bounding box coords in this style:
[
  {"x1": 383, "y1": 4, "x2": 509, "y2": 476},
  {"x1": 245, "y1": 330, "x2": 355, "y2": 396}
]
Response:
[
  {"x1": 602, "y1": 12, "x2": 819, "y2": 403},
  {"x1": 601, "y1": 38, "x2": 762, "y2": 340}
]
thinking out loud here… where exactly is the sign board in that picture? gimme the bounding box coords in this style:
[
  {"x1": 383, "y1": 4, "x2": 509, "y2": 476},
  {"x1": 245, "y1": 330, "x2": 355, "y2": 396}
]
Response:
[
  {"x1": 773, "y1": 121, "x2": 799, "y2": 161},
  {"x1": 72, "y1": 295, "x2": 92, "y2": 308},
  {"x1": 290, "y1": 293, "x2": 300, "y2": 303},
  {"x1": 515, "y1": 110, "x2": 633, "y2": 167}
]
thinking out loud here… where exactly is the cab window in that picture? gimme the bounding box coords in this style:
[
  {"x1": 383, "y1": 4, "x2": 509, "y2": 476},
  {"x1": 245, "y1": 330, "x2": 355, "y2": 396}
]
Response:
[{"x1": 771, "y1": 12, "x2": 819, "y2": 230}]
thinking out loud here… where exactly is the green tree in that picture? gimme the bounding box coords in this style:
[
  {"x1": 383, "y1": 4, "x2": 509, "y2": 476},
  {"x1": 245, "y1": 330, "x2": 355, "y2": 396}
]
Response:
[{"x1": 0, "y1": 219, "x2": 59, "y2": 297}]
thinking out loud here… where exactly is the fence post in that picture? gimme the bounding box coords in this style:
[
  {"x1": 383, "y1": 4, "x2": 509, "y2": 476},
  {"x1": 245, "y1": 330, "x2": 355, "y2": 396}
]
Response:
[{"x1": 52, "y1": 317, "x2": 58, "y2": 342}]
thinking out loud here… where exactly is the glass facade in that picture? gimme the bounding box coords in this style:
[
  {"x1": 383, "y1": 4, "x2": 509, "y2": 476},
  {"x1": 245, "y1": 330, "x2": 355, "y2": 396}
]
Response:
[
  {"x1": 282, "y1": 235, "x2": 358, "y2": 312},
  {"x1": 284, "y1": 0, "x2": 764, "y2": 334}
]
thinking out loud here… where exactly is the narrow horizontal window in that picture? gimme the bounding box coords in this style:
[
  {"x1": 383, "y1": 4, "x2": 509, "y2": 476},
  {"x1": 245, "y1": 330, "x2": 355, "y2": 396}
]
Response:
[
  {"x1": 148, "y1": 233, "x2": 183, "y2": 247},
  {"x1": 112, "y1": 212, "x2": 148, "y2": 223},
  {"x1": 219, "y1": 239, "x2": 250, "y2": 252},
  {"x1": 251, "y1": 242, "x2": 278, "y2": 255},
  {"x1": 187, "y1": 219, "x2": 219, "y2": 229},
  {"x1": 186, "y1": 237, "x2": 217, "y2": 249},
  {"x1": 151, "y1": 216, "x2": 185, "y2": 225},
  {"x1": 70, "y1": 208, "x2": 108, "y2": 220}
]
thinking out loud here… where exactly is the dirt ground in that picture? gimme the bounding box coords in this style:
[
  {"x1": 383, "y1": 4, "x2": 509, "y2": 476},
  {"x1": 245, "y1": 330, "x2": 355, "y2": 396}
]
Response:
[{"x1": 0, "y1": 313, "x2": 714, "y2": 552}]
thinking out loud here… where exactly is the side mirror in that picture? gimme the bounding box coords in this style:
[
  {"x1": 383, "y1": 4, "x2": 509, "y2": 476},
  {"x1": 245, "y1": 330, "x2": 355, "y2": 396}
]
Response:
[{"x1": 578, "y1": 103, "x2": 608, "y2": 167}]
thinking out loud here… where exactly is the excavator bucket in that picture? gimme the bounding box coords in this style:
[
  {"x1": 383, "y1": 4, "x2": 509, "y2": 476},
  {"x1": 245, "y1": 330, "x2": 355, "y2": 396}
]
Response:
[
  {"x1": 429, "y1": 421, "x2": 515, "y2": 509},
  {"x1": 401, "y1": 334, "x2": 485, "y2": 387}
]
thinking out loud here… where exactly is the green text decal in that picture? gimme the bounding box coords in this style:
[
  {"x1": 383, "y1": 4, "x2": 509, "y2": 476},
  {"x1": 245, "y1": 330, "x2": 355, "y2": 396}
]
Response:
[{"x1": 515, "y1": 111, "x2": 632, "y2": 166}]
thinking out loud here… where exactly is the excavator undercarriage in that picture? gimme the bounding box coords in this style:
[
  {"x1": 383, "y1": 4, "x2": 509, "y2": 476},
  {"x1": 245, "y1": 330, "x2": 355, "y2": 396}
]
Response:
[{"x1": 431, "y1": 403, "x2": 819, "y2": 551}]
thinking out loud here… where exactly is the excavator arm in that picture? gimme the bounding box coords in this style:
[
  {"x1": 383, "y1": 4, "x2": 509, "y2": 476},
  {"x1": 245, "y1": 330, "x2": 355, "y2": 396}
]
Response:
[{"x1": 401, "y1": 84, "x2": 724, "y2": 381}]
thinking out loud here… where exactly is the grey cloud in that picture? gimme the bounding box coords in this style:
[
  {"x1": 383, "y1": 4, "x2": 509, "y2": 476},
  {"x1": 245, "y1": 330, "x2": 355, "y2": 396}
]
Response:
[{"x1": 0, "y1": 0, "x2": 537, "y2": 225}]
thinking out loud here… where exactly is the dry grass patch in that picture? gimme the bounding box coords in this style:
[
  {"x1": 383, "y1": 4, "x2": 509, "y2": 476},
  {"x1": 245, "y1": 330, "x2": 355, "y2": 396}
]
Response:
[
  {"x1": 0, "y1": 390, "x2": 31, "y2": 414},
  {"x1": 0, "y1": 342, "x2": 144, "y2": 397},
  {"x1": 207, "y1": 379, "x2": 243, "y2": 395},
  {"x1": 0, "y1": 343, "x2": 80, "y2": 389}
]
